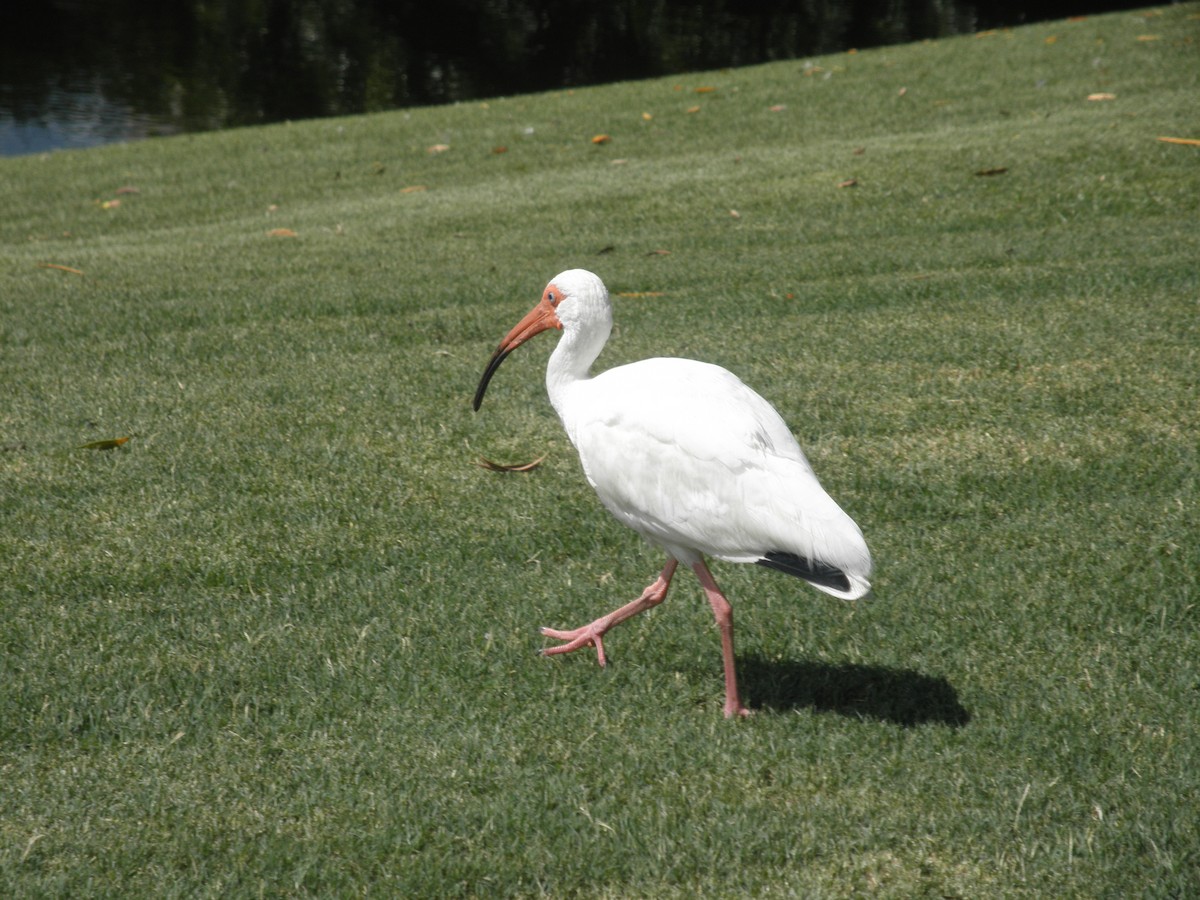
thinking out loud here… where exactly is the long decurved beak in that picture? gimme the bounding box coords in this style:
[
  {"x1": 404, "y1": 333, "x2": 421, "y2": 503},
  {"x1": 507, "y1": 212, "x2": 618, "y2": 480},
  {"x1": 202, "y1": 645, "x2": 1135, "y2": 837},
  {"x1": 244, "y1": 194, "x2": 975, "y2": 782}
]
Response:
[{"x1": 472, "y1": 296, "x2": 562, "y2": 411}]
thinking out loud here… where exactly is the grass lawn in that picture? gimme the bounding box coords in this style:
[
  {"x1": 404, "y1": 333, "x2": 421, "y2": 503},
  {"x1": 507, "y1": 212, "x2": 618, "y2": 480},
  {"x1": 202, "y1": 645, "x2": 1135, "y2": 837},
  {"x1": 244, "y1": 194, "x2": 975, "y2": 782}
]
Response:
[{"x1": 2, "y1": 5, "x2": 1198, "y2": 896}]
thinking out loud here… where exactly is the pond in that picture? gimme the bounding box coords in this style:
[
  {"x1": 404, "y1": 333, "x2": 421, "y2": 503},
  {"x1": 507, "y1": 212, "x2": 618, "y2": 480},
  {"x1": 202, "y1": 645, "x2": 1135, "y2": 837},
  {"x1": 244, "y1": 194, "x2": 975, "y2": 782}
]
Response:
[{"x1": 0, "y1": 0, "x2": 1140, "y2": 156}]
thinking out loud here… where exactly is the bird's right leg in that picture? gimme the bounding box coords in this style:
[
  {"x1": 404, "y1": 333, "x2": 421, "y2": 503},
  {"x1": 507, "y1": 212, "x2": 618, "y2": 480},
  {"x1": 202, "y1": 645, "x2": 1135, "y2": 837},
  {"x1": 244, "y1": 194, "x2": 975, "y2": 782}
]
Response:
[{"x1": 540, "y1": 559, "x2": 678, "y2": 667}]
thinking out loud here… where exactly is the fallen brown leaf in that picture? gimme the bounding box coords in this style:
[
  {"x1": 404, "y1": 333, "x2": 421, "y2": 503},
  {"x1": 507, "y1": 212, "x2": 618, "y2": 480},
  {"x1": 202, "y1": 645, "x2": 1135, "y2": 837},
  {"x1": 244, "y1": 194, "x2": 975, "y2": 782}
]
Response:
[
  {"x1": 838, "y1": 178, "x2": 858, "y2": 188},
  {"x1": 975, "y1": 166, "x2": 1009, "y2": 176},
  {"x1": 38, "y1": 263, "x2": 84, "y2": 275},
  {"x1": 80, "y1": 437, "x2": 130, "y2": 451},
  {"x1": 114, "y1": 186, "x2": 140, "y2": 195},
  {"x1": 267, "y1": 228, "x2": 297, "y2": 237},
  {"x1": 591, "y1": 134, "x2": 611, "y2": 144},
  {"x1": 477, "y1": 455, "x2": 544, "y2": 473},
  {"x1": 427, "y1": 144, "x2": 450, "y2": 154},
  {"x1": 1157, "y1": 136, "x2": 1200, "y2": 147},
  {"x1": 1087, "y1": 92, "x2": 1117, "y2": 101},
  {"x1": 694, "y1": 86, "x2": 716, "y2": 94},
  {"x1": 400, "y1": 185, "x2": 428, "y2": 194}
]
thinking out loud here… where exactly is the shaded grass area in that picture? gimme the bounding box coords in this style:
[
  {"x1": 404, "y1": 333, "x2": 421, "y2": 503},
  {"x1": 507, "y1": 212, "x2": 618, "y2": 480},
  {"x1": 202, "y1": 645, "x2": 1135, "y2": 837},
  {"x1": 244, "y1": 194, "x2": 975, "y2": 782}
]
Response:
[{"x1": 2, "y1": 6, "x2": 1198, "y2": 896}]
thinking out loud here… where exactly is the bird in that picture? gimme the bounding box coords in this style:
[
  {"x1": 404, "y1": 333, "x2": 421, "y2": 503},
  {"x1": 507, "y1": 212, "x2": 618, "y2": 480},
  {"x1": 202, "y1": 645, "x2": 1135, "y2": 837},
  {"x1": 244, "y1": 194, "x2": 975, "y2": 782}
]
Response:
[{"x1": 473, "y1": 269, "x2": 871, "y2": 718}]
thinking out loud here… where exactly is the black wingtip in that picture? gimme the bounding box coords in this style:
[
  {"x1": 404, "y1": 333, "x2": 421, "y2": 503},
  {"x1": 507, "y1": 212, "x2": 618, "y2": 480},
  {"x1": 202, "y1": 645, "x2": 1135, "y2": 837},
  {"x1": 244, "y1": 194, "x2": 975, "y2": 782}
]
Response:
[{"x1": 756, "y1": 551, "x2": 852, "y2": 593}]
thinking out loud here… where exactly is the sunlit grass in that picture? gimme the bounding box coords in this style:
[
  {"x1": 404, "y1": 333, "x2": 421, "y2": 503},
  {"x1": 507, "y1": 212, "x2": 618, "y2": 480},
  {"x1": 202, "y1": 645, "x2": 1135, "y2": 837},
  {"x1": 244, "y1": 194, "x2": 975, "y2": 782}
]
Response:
[{"x1": 2, "y1": 6, "x2": 1198, "y2": 896}]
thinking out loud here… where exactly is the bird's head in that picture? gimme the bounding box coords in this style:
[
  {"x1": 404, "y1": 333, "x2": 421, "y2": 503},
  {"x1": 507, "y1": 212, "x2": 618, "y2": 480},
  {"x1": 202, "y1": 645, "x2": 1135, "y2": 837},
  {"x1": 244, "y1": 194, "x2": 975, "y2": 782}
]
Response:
[{"x1": 473, "y1": 270, "x2": 610, "y2": 411}]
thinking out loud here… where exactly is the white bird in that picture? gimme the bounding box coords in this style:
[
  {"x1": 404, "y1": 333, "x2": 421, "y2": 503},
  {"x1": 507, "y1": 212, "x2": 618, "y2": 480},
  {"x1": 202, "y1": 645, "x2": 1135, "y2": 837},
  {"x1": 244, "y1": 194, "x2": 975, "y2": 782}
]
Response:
[{"x1": 473, "y1": 269, "x2": 871, "y2": 717}]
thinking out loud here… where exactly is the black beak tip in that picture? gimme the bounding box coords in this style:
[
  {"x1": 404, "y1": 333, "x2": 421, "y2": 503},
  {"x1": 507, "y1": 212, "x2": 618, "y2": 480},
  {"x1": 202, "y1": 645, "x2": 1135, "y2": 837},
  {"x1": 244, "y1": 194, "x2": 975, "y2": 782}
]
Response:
[{"x1": 472, "y1": 347, "x2": 510, "y2": 412}]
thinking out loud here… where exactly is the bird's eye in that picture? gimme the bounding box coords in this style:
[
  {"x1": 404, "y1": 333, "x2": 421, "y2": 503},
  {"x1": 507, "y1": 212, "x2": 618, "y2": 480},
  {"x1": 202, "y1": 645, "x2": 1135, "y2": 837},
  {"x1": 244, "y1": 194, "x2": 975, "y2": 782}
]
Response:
[{"x1": 547, "y1": 291, "x2": 557, "y2": 304}]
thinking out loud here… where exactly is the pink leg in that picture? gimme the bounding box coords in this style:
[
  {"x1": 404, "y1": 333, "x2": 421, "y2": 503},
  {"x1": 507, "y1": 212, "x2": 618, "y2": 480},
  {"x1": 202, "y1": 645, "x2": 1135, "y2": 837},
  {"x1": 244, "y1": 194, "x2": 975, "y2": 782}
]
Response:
[
  {"x1": 541, "y1": 559, "x2": 678, "y2": 667},
  {"x1": 692, "y1": 560, "x2": 750, "y2": 718}
]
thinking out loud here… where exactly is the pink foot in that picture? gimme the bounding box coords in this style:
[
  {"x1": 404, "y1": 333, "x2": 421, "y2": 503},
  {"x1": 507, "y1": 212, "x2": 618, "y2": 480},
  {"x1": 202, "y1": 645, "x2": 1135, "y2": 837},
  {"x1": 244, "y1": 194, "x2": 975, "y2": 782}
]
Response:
[
  {"x1": 726, "y1": 701, "x2": 752, "y2": 719},
  {"x1": 538, "y1": 561, "x2": 678, "y2": 669},
  {"x1": 540, "y1": 622, "x2": 610, "y2": 666}
]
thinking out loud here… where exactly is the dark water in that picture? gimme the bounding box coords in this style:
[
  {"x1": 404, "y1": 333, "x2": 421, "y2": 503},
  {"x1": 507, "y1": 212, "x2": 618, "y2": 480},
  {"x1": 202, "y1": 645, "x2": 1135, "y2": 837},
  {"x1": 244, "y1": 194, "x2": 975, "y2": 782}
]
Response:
[{"x1": 0, "y1": 0, "x2": 1143, "y2": 157}]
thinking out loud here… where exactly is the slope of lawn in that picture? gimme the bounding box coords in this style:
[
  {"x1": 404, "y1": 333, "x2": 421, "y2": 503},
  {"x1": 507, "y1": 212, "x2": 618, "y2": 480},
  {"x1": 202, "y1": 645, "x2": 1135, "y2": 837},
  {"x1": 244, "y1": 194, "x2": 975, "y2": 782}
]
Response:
[{"x1": 1, "y1": 5, "x2": 1197, "y2": 896}]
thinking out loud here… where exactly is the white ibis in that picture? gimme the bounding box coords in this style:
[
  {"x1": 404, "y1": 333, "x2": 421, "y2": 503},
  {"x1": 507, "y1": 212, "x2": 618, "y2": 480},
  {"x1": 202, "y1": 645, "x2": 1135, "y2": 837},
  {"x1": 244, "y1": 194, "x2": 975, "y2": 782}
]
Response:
[{"x1": 473, "y1": 270, "x2": 871, "y2": 717}]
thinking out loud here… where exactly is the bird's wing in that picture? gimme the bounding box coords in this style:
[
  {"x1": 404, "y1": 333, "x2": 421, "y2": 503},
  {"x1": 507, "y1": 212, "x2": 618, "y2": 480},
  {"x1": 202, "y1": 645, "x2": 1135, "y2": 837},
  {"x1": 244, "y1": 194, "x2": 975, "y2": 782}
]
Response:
[{"x1": 564, "y1": 359, "x2": 871, "y2": 593}]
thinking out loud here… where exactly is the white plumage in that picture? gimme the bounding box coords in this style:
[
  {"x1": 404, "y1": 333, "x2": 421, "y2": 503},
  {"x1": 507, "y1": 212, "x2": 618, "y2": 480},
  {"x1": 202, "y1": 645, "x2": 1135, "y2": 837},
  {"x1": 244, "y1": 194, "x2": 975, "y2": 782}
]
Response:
[{"x1": 474, "y1": 269, "x2": 871, "y2": 717}]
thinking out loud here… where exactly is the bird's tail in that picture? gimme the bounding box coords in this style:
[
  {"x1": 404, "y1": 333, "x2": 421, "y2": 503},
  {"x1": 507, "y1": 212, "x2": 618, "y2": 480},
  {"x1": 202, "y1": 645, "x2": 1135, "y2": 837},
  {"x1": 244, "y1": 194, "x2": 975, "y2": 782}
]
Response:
[{"x1": 756, "y1": 550, "x2": 871, "y2": 600}]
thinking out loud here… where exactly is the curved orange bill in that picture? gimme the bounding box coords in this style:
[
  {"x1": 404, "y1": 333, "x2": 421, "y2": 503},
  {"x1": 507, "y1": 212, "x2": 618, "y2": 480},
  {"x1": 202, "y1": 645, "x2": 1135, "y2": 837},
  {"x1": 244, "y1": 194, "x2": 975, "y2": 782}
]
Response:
[{"x1": 472, "y1": 296, "x2": 562, "y2": 411}]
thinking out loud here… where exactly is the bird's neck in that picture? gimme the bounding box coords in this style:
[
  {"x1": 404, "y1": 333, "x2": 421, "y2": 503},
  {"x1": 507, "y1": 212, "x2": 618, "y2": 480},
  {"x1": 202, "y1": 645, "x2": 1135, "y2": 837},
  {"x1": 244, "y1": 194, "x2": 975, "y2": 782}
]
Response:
[{"x1": 545, "y1": 320, "x2": 610, "y2": 427}]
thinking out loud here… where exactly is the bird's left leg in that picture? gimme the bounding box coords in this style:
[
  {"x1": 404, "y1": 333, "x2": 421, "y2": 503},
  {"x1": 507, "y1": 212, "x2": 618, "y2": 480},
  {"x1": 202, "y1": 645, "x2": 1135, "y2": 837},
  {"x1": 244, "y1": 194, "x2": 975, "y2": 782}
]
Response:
[
  {"x1": 692, "y1": 560, "x2": 750, "y2": 718},
  {"x1": 540, "y1": 559, "x2": 678, "y2": 667}
]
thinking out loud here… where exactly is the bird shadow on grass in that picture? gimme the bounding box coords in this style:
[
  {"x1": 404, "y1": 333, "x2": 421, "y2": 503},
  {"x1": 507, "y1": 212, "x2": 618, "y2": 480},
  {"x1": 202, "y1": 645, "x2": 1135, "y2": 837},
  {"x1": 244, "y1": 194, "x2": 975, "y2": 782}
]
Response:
[{"x1": 738, "y1": 655, "x2": 971, "y2": 727}]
